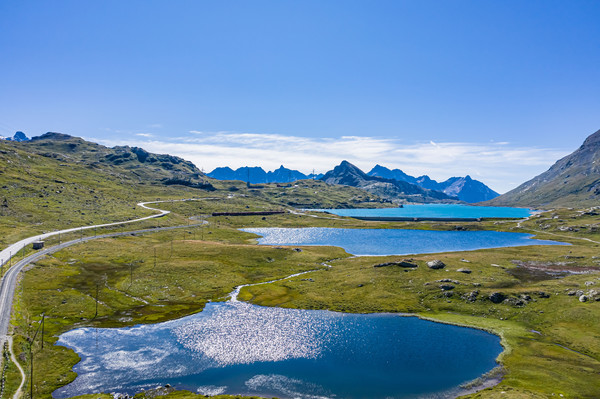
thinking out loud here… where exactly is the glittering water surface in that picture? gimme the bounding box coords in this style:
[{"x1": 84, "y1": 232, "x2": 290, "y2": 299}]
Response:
[
  {"x1": 242, "y1": 227, "x2": 567, "y2": 256},
  {"x1": 55, "y1": 300, "x2": 502, "y2": 399},
  {"x1": 317, "y1": 204, "x2": 533, "y2": 219}
]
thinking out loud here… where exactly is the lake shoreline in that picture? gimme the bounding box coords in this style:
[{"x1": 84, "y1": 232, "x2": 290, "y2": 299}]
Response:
[{"x1": 53, "y1": 291, "x2": 506, "y2": 399}]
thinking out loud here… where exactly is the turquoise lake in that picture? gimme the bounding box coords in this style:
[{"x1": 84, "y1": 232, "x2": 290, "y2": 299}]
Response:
[
  {"x1": 55, "y1": 300, "x2": 503, "y2": 399},
  {"x1": 242, "y1": 227, "x2": 567, "y2": 256},
  {"x1": 316, "y1": 204, "x2": 533, "y2": 219}
]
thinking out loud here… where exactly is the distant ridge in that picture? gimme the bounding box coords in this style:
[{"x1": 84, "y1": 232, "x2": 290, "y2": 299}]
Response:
[
  {"x1": 208, "y1": 162, "x2": 497, "y2": 202},
  {"x1": 0, "y1": 131, "x2": 29, "y2": 142},
  {"x1": 320, "y1": 161, "x2": 459, "y2": 204},
  {"x1": 208, "y1": 165, "x2": 321, "y2": 183},
  {"x1": 367, "y1": 165, "x2": 498, "y2": 203},
  {"x1": 486, "y1": 129, "x2": 600, "y2": 208}
]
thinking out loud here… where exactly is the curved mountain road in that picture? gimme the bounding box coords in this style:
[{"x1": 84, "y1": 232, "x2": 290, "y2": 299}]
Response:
[
  {"x1": 0, "y1": 198, "x2": 207, "y2": 344},
  {"x1": 0, "y1": 200, "x2": 174, "y2": 269}
]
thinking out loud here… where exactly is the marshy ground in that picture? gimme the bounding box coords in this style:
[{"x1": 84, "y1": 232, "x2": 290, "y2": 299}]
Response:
[{"x1": 2, "y1": 198, "x2": 599, "y2": 399}]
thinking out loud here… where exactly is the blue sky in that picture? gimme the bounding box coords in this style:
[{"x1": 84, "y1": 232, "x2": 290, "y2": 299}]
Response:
[{"x1": 1, "y1": 1, "x2": 599, "y2": 192}]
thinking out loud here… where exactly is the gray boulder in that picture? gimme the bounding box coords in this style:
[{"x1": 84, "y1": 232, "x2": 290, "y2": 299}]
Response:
[
  {"x1": 489, "y1": 292, "x2": 506, "y2": 303},
  {"x1": 427, "y1": 260, "x2": 446, "y2": 269},
  {"x1": 463, "y1": 290, "x2": 479, "y2": 302},
  {"x1": 503, "y1": 297, "x2": 525, "y2": 307}
]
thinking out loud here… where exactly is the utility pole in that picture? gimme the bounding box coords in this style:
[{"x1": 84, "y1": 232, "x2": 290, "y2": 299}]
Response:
[
  {"x1": 30, "y1": 346, "x2": 33, "y2": 399},
  {"x1": 29, "y1": 317, "x2": 43, "y2": 399},
  {"x1": 94, "y1": 283, "x2": 99, "y2": 319},
  {"x1": 129, "y1": 263, "x2": 133, "y2": 289},
  {"x1": 40, "y1": 313, "x2": 45, "y2": 350}
]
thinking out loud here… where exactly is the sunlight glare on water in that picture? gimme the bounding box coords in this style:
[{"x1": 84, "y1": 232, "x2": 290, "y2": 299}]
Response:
[
  {"x1": 55, "y1": 297, "x2": 503, "y2": 399},
  {"x1": 174, "y1": 301, "x2": 335, "y2": 365}
]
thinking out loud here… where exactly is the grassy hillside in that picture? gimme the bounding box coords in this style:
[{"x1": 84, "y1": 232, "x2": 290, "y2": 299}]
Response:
[
  {"x1": 0, "y1": 139, "x2": 202, "y2": 247},
  {"x1": 0, "y1": 135, "x2": 390, "y2": 247},
  {"x1": 486, "y1": 129, "x2": 600, "y2": 208},
  {"x1": 5, "y1": 206, "x2": 600, "y2": 399}
]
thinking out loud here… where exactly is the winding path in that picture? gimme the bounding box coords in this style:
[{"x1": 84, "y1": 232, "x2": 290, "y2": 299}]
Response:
[
  {"x1": 7, "y1": 337, "x2": 24, "y2": 399},
  {"x1": 0, "y1": 199, "x2": 206, "y2": 344}
]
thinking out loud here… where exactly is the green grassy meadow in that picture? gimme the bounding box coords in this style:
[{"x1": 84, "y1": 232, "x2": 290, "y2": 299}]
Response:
[{"x1": 2, "y1": 181, "x2": 599, "y2": 399}]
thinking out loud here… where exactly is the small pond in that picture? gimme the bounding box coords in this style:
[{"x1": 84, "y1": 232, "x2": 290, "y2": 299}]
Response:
[
  {"x1": 316, "y1": 204, "x2": 533, "y2": 219},
  {"x1": 242, "y1": 227, "x2": 567, "y2": 256},
  {"x1": 55, "y1": 299, "x2": 503, "y2": 399}
]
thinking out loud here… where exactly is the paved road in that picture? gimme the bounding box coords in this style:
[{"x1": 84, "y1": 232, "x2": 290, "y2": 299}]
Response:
[
  {"x1": 0, "y1": 200, "x2": 173, "y2": 270},
  {"x1": 0, "y1": 198, "x2": 208, "y2": 345},
  {"x1": 0, "y1": 222, "x2": 205, "y2": 344}
]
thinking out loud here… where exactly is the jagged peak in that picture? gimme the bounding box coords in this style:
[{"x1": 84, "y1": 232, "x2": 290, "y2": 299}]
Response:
[
  {"x1": 370, "y1": 164, "x2": 389, "y2": 171},
  {"x1": 333, "y1": 160, "x2": 365, "y2": 175}
]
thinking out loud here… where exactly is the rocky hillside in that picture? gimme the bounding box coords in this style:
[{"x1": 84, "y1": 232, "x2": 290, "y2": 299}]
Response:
[
  {"x1": 367, "y1": 165, "x2": 498, "y2": 203},
  {"x1": 321, "y1": 161, "x2": 459, "y2": 203},
  {"x1": 486, "y1": 129, "x2": 600, "y2": 208},
  {"x1": 26, "y1": 132, "x2": 214, "y2": 189}
]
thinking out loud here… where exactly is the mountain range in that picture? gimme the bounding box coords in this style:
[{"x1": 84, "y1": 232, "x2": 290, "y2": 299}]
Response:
[
  {"x1": 487, "y1": 128, "x2": 600, "y2": 208},
  {"x1": 367, "y1": 165, "x2": 499, "y2": 203},
  {"x1": 209, "y1": 164, "x2": 498, "y2": 203},
  {"x1": 208, "y1": 166, "x2": 323, "y2": 184},
  {"x1": 7, "y1": 128, "x2": 599, "y2": 208},
  {"x1": 321, "y1": 161, "x2": 458, "y2": 204}
]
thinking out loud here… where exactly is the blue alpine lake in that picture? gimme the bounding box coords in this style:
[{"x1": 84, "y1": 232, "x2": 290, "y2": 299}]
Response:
[
  {"x1": 55, "y1": 299, "x2": 503, "y2": 399},
  {"x1": 53, "y1": 225, "x2": 564, "y2": 399},
  {"x1": 316, "y1": 204, "x2": 533, "y2": 219},
  {"x1": 242, "y1": 227, "x2": 567, "y2": 256}
]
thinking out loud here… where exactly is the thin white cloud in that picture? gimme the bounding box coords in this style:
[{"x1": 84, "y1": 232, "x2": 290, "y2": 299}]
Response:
[
  {"x1": 136, "y1": 133, "x2": 153, "y2": 137},
  {"x1": 94, "y1": 131, "x2": 569, "y2": 194}
]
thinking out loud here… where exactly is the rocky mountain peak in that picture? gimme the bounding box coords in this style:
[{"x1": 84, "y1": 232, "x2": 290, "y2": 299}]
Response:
[
  {"x1": 487, "y1": 128, "x2": 600, "y2": 207},
  {"x1": 581, "y1": 129, "x2": 600, "y2": 148},
  {"x1": 12, "y1": 131, "x2": 29, "y2": 142}
]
